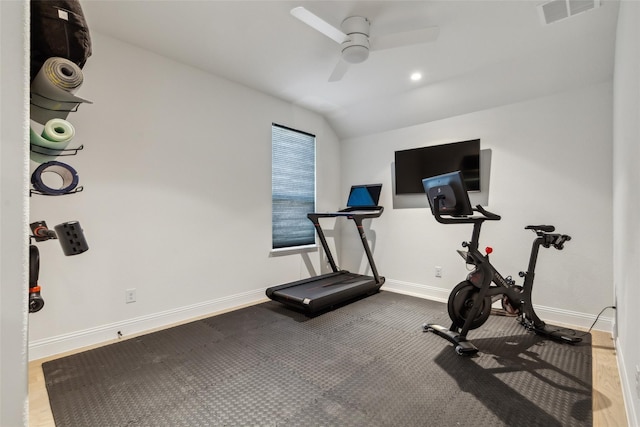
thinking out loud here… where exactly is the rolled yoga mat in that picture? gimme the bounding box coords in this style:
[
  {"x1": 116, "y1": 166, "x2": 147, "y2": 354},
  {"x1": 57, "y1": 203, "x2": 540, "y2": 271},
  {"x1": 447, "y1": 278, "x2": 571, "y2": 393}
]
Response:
[
  {"x1": 30, "y1": 57, "x2": 92, "y2": 124},
  {"x1": 32, "y1": 56, "x2": 84, "y2": 95},
  {"x1": 42, "y1": 118, "x2": 76, "y2": 142},
  {"x1": 30, "y1": 118, "x2": 76, "y2": 162},
  {"x1": 31, "y1": 161, "x2": 80, "y2": 195}
]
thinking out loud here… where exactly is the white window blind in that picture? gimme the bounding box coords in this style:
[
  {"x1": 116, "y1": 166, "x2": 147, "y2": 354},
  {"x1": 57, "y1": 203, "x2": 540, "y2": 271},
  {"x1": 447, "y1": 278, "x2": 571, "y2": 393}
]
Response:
[{"x1": 272, "y1": 124, "x2": 316, "y2": 249}]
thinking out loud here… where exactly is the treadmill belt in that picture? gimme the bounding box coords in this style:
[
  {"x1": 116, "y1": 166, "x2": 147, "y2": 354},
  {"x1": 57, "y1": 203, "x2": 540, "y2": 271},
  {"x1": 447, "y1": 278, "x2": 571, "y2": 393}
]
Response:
[
  {"x1": 268, "y1": 272, "x2": 381, "y2": 314},
  {"x1": 278, "y1": 273, "x2": 373, "y2": 299}
]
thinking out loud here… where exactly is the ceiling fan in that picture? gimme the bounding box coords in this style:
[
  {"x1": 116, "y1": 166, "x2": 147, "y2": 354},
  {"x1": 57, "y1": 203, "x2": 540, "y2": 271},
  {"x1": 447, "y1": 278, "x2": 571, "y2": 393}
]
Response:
[{"x1": 291, "y1": 6, "x2": 439, "y2": 82}]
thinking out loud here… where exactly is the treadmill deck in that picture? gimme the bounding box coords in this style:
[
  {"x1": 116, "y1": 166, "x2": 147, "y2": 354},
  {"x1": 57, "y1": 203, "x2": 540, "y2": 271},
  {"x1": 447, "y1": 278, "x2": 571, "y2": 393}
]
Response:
[{"x1": 266, "y1": 271, "x2": 382, "y2": 314}]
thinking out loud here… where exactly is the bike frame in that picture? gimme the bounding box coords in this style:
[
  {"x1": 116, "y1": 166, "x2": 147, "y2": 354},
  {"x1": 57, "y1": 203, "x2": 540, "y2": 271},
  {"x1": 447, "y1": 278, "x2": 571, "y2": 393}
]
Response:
[
  {"x1": 424, "y1": 195, "x2": 579, "y2": 355},
  {"x1": 456, "y1": 221, "x2": 552, "y2": 339}
]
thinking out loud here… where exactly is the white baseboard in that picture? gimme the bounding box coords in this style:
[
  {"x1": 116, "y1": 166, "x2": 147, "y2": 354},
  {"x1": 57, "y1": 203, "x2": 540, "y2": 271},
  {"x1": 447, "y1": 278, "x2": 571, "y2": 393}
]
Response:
[
  {"x1": 30, "y1": 280, "x2": 614, "y2": 362},
  {"x1": 382, "y1": 278, "x2": 613, "y2": 332},
  {"x1": 616, "y1": 336, "x2": 639, "y2": 427},
  {"x1": 382, "y1": 279, "x2": 450, "y2": 303},
  {"x1": 28, "y1": 288, "x2": 267, "y2": 362}
]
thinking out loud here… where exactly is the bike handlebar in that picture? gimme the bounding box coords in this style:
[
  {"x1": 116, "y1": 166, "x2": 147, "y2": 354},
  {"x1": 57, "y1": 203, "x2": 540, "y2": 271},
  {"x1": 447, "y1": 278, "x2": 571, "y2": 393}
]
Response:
[
  {"x1": 526, "y1": 225, "x2": 571, "y2": 250},
  {"x1": 431, "y1": 197, "x2": 502, "y2": 225},
  {"x1": 543, "y1": 233, "x2": 571, "y2": 250},
  {"x1": 431, "y1": 198, "x2": 570, "y2": 251},
  {"x1": 473, "y1": 205, "x2": 501, "y2": 221}
]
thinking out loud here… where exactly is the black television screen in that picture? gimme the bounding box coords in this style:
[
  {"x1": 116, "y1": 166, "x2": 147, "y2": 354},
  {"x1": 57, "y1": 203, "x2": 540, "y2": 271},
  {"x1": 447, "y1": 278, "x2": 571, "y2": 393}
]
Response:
[{"x1": 394, "y1": 139, "x2": 480, "y2": 194}]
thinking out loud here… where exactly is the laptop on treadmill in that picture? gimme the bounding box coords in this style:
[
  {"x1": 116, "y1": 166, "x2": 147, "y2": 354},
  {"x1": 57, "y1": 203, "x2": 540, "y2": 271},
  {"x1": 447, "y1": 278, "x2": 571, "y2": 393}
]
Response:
[{"x1": 342, "y1": 184, "x2": 383, "y2": 212}]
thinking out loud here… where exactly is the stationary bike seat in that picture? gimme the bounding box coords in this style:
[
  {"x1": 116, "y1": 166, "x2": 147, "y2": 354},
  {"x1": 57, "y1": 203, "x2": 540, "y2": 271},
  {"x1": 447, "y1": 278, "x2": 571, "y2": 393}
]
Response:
[{"x1": 525, "y1": 225, "x2": 555, "y2": 233}]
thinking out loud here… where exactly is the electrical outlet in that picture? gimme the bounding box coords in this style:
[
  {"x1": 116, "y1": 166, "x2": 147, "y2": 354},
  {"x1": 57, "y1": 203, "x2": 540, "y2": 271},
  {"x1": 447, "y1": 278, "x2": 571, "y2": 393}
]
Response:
[
  {"x1": 435, "y1": 266, "x2": 443, "y2": 278},
  {"x1": 125, "y1": 288, "x2": 136, "y2": 304}
]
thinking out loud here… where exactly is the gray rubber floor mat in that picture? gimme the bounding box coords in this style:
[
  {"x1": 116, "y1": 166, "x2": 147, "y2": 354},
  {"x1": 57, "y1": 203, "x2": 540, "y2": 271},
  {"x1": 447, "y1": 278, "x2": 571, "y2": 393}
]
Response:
[{"x1": 43, "y1": 291, "x2": 592, "y2": 426}]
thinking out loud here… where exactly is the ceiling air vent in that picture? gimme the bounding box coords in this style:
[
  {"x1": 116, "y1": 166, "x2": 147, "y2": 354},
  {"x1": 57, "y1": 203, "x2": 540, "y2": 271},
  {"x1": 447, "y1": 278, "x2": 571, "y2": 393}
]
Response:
[{"x1": 538, "y1": 0, "x2": 601, "y2": 25}]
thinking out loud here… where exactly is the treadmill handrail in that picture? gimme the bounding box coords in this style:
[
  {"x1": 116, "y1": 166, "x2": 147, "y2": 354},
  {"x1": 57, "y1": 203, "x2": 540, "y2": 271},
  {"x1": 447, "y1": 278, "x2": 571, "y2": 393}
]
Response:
[
  {"x1": 307, "y1": 206, "x2": 384, "y2": 285},
  {"x1": 308, "y1": 206, "x2": 384, "y2": 220}
]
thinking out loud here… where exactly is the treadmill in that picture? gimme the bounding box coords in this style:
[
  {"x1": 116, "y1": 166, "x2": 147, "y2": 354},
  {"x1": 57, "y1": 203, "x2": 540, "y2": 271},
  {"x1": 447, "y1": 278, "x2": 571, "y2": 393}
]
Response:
[{"x1": 266, "y1": 184, "x2": 385, "y2": 314}]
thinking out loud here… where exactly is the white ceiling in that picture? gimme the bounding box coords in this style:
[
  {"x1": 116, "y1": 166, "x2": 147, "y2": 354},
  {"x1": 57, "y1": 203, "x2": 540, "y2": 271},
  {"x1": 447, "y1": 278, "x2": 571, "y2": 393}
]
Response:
[{"x1": 80, "y1": 0, "x2": 619, "y2": 139}]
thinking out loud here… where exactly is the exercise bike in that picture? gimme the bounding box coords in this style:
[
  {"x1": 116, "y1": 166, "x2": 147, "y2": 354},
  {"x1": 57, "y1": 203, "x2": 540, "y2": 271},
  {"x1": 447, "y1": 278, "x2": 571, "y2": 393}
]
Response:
[{"x1": 421, "y1": 171, "x2": 582, "y2": 356}]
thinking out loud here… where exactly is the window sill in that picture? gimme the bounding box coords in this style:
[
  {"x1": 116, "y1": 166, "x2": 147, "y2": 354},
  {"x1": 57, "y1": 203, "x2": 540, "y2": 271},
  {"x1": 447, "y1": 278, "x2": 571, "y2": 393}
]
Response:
[{"x1": 269, "y1": 244, "x2": 318, "y2": 257}]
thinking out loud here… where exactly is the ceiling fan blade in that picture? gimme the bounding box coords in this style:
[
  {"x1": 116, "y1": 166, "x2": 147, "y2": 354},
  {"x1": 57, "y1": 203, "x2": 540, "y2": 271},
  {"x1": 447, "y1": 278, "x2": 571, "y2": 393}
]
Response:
[
  {"x1": 290, "y1": 7, "x2": 348, "y2": 44},
  {"x1": 370, "y1": 26, "x2": 440, "y2": 51},
  {"x1": 328, "y1": 59, "x2": 350, "y2": 82}
]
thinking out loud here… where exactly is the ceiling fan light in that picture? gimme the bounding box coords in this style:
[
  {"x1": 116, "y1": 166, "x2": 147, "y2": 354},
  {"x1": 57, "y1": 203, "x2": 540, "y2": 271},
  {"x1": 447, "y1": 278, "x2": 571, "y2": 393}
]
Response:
[{"x1": 342, "y1": 45, "x2": 369, "y2": 63}]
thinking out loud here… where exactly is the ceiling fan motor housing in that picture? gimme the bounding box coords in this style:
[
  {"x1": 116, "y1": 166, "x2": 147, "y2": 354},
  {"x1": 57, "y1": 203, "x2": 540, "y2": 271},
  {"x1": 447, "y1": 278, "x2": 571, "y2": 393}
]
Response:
[{"x1": 341, "y1": 16, "x2": 370, "y2": 64}]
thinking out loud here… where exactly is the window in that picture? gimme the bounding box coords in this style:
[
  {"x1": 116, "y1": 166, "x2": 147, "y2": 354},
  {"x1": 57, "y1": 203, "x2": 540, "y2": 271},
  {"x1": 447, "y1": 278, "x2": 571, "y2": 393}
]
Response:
[{"x1": 272, "y1": 124, "x2": 316, "y2": 250}]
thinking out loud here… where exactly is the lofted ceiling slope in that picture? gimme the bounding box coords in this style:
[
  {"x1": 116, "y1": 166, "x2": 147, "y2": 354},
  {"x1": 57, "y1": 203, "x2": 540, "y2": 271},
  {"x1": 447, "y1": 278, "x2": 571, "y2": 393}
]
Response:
[{"x1": 81, "y1": 0, "x2": 620, "y2": 139}]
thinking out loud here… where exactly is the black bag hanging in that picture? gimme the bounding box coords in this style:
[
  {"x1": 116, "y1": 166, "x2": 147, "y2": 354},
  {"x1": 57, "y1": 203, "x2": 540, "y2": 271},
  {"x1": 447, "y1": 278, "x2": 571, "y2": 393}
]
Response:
[{"x1": 31, "y1": 0, "x2": 92, "y2": 82}]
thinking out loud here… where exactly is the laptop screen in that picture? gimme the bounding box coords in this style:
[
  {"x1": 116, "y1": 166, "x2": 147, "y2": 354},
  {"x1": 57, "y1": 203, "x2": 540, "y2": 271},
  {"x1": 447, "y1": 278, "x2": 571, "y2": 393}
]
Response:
[{"x1": 346, "y1": 184, "x2": 382, "y2": 208}]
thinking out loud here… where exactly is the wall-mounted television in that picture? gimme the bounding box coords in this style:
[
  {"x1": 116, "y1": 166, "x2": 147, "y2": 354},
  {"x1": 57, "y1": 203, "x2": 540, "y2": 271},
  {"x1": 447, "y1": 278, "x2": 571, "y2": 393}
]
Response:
[{"x1": 394, "y1": 139, "x2": 480, "y2": 194}]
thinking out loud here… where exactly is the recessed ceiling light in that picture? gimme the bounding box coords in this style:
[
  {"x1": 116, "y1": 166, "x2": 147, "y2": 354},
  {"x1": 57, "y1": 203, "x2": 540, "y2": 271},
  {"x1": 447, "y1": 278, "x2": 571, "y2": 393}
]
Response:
[{"x1": 410, "y1": 72, "x2": 422, "y2": 81}]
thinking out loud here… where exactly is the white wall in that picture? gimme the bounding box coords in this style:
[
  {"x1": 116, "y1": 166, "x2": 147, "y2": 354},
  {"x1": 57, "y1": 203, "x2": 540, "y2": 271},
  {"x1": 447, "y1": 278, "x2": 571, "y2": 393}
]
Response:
[
  {"x1": 0, "y1": 1, "x2": 29, "y2": 425},
  {"x1": 612, "y1": 1, "x2": 640, "y2": 425},
  {"x1": 28, "y1": 32, "x2": 342, "y2": 360},
  {"x1": 8, "y1": 2, "x2": 635, "y2": 425},
  {"x1": 13, "y1": 2, "x2": 638, "y2": 425},
  {"x1": 340, "y1": 82, "x2": 614, "y2": 329}
]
